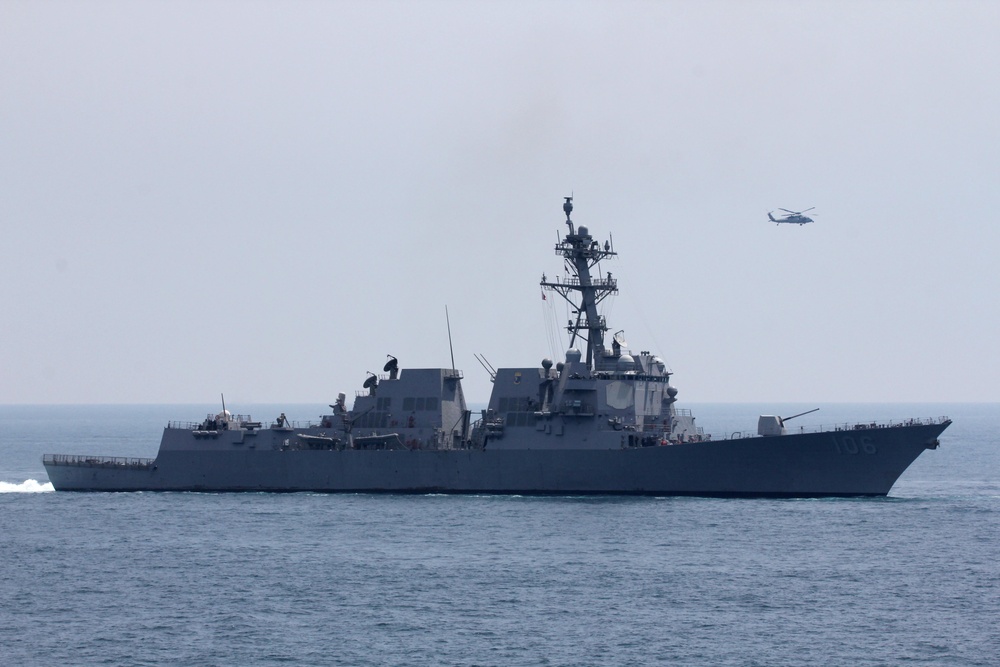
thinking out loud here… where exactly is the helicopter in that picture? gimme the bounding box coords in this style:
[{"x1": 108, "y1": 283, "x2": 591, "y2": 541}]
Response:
[{"x1": 768, "y1": 207, "x2": 816, "y2": 225}]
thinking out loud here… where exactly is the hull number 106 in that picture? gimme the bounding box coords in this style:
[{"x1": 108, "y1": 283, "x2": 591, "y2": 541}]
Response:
[{"x1": 832, "y1": 435, "x2": 877, "y2": 455}]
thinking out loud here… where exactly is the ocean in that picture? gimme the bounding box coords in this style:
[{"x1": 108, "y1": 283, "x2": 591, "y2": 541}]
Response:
[{"x1": 2, "y1": 403, "x2": 998, "y2": 666}]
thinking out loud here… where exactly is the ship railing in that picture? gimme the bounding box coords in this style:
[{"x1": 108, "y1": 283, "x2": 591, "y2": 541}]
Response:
[
  {"x1": 168, "y1": 421, "x2": 201, "y2": 429},
  {"x1": 167, "y1": 414, "x2": 257, "y2": 430},
  {"x1": 266, "y1": 420, "x2": 324, "y2": 429},
  {"x1": 286, "y1": 420, "x2": 323, "y2": 429},
  {"x1": 660, "y1": 427, "x2": 708, "y2": 443},
  {"x1": 195, "y1": 412, "x2": 256, "y2": 423},
  {"x1": 43, "y1": 454, "x2": 156, "y2": 470},
  {"x1": 722, "y1": 416, "x2": 952, "y2": 439},
  {"x1": 543, "y1": 276, "x2": 617, "y2": 290},
  {"x1": 822, "y1": 416, "x2": 951, "y2": 431},
  {"x1": 625, "y1": 425, "x2": 710, "y2": 446},
  {"x1": 566, "y1": 315, "x2": 607, "y2": 331},
  {"x1": 168, "y1": 417, "x2": 321, "y2": 430}
]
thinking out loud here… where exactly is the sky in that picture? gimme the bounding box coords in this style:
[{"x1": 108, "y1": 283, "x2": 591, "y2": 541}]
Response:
[{"x1": 2, "y1": 0, "x2": 998, "y2": 406}]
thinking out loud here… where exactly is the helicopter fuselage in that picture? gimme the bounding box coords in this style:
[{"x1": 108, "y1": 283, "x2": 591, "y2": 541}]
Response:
[{"x1": 768, "y1": 211, "x2": 814, "y2": 225}]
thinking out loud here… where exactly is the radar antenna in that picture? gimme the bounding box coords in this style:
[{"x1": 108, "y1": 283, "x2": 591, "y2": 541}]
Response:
[
  {"x1": 563, "y1": 195, "x2": 576, "y2": 235},
  {"x1": 383, "y1": 355, "x2": 398, "y2": 380},
  {"x1": 362, "y1": 372, "x2": 378, "y2": 396}
]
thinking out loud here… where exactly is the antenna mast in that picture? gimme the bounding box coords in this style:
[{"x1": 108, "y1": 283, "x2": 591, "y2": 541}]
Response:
[
  {"x1": 539, "y1": 196, "x2": 618, "y2": 369},
  {"x1": 446, "y1": 305, "x2": 456, "y2": 372}
]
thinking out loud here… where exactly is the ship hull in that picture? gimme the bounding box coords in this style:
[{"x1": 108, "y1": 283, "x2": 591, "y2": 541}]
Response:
[{"x1": 43, "y1": 422, "x2": 948, "y2": 497}]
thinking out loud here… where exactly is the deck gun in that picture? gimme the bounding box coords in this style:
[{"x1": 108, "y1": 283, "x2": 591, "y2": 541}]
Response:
[{"x1": 758, "y1": 408, "x2": 820, "y2": 437}]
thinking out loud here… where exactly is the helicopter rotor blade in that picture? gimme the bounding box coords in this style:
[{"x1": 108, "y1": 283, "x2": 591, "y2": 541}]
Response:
[
  {"x1": 800, "y1": 207, "x2": 816, "y2": 213},
  {"x1": 778, "y1": 208, "x2": 796, "y2": 214}
]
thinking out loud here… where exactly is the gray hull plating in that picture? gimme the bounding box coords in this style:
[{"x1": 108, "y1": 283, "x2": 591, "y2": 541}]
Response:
[{"x1": 44, "y1": 422, "x2": 948, "y2": 496}]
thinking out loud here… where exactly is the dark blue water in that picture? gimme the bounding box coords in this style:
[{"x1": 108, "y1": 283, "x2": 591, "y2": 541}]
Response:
[{"x1": 2, "y1": 404, "x2": 998, "y2": 666}]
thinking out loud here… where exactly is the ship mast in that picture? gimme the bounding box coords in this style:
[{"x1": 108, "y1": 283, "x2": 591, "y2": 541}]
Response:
[{"x1": 540, "y1": 196, "x2": 618, "y2": 369}]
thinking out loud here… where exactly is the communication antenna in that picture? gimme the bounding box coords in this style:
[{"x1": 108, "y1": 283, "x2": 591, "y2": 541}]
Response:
[
  {"x1": 474, "y1": 353, "x2": 497, "y2": 382},
  {"x1": 445, "y1": 306, "x2": 456, "y2": 372},
  {"x1": 221, "y1": 393, "x2": 227, "y2": 415}
]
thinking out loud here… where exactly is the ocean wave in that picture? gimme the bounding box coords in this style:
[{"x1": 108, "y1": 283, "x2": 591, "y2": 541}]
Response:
[{"x1": 0, "y1": 479, "x2": 54, "y2": 493}]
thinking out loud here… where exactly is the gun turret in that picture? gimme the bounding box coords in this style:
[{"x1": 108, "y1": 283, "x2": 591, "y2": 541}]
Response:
[{"x1": 758, "y1": 408, "x2": 819, "y2": 436}]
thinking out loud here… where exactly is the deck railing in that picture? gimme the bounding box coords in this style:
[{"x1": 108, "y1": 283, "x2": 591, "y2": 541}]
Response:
[
  {"x1": 722, "y1": 416, "x2": 951, "y2": 440},
  {"x1": 43, "y1": 454, "x2": 156, "y2": 469},
  {"x1": 167, "y1": 419, "x2": 324, "y2": 430}
]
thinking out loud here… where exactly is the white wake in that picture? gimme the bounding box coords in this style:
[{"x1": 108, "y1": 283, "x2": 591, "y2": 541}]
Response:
[{"x1": 0, "y1": 479, "x2": 55, "y2": 493}]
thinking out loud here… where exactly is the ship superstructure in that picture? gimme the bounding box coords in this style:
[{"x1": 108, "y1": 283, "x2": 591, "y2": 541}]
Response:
[{"x1": 479, "y1": 196, "x2": 698, "y2": 450}]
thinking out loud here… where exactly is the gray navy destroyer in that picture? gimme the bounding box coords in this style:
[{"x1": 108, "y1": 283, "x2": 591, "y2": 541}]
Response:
[{"x1": 44, "y1": 198, "x2": 951, "y2": 496}]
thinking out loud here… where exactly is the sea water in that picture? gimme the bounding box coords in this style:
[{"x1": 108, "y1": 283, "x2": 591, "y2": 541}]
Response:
[{"x1": 1, "y1": 403, "x2": 998, "y2": 666}]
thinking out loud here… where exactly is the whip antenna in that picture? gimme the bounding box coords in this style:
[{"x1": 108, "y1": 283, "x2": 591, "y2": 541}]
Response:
[{"x1": 446, "y1": 305, "x2": 456, "y2": 372}]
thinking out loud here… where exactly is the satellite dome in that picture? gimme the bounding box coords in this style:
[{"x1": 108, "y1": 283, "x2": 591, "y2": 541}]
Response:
[
  {"x1": 578, "y1": 225, "x2": 589, "y2": 237},
  {"x1": 617, "y1": 354, "x2": 635, "y2": 370},
  {"x1": 667, "y1": 386, "x2": 678, "y2": 398},
  {"x1": 565, "y1": 349, "x2": 582, "y2": 363},
  {"x1": 541, "y1": 358, "x2": 553, "y2": 370}
]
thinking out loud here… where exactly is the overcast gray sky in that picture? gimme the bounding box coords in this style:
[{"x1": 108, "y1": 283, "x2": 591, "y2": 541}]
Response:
[{"x1": 2, "y1": 0, "x2": 998, "y2": 405}]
